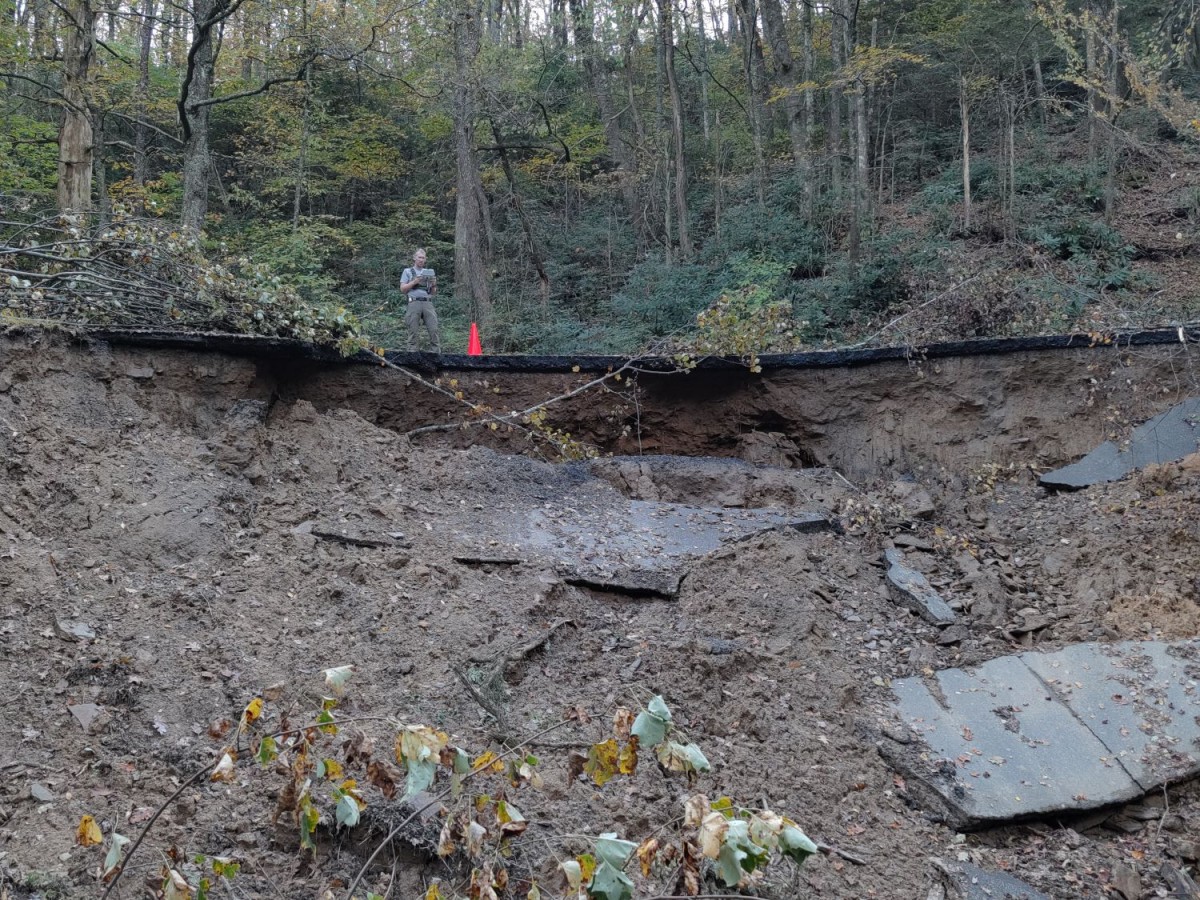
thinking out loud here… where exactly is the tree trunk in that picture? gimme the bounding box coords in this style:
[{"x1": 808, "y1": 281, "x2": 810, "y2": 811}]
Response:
[
  {"x1": 657, "y1": 0, "x2": 691, "y2": 257},
  {"x1": 1031, "y1": 37, "x2": 1047, "y2": 126},
  {"x1": 829, "y1": 0, "x2": 844, "y2": 195},
  {"x1": 293, "y1": 74, "x2": 312, "y2": 231},
  {"x1": 801, "y1": 0, "x2": 815, "y2": 213},
  {"x1": 735, "y1": 0, "x2": 766, "y2": 208},
  {"x1": 759, "y1": 0, "x2": 807, "y2": 185},
  {"x1": 93, "y1": 112, "x2": 109, "y2": 224},
  {"x1": 57, "y1": 0, "x2": 96, "y2": 217},
  {"x1": 133, "y1": 0, "x2": 156, "y2": 206},
  {"x1": 569, "y1": 0, "x2": 639, "y2": 226},
  {"x1": 960, "y1": 75, "x2": 971, "y2": 233},
  {"x1": 1103, "y1": 0, "x2": 1119, "y2": 221},
  {"x1": 692, "y1": 0, "x2": 711, "y2": 143},
  {"x1": 180, "y1": 0, "x2": 225, "y2": 234},
  {"x1": 1085, "y1": 6, "x2": 1097, "y2": 164},
  {"x1": 491, "y1": 121, "x2": 550, "y2": 305},
  {"x1": 451, "y1": 0, "x2": 493, "y2": 323}
]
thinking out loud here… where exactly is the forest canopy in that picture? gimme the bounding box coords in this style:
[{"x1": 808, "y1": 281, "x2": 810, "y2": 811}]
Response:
[{"x1": 1, "y1": 0, "x2": 1198, "y2": 354}]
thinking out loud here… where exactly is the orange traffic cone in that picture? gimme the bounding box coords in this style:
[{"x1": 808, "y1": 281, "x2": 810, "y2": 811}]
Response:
[{"x1": 467, "y1": 322, "x2": 483, "y2": 356}]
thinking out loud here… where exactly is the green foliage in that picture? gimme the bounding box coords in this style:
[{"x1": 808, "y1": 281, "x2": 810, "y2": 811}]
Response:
[
  {"x1": 0, "y1": 115, "x2": 58, "y2": 199},
  {"x1": 228, "y1": 219, "x2": 356, "y2": 306}
]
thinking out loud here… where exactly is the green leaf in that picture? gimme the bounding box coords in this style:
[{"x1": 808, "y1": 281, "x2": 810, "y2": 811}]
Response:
[
  {"x1": 682, "y1": 743, "x2": 711, "y2": 772},
  {"x1": 722, "y1": 820, "x2": 770, "y2": 875},
  {"x1": 298, "y1": 797, "x2": 319, "y2": 853},
  {"x1": 323, "y1": 665, "x2": 354, "y2": 695},
  {"x1": 779, "y1": 825, "x2": 819, "y2": 865},
  {"x1": 102, "y1": 833, "x2": 130, "y2": 879},
  {"x1": 335, "y1": 793, "x2": 361, "y2": 828},
  {"x1": 255, "y1": 734, "x2": 278, "y2": 766},
  {"x1": 630, "y1": 710, "x2": 667, "y2": 747},
  {"x1": 655, "y1": 741, "x2": 711, "y2": 774},
  {"x1": 587, "y1": 861, "x2": 634, "y2": 900},
  {"x1": 716, "y1": 840, "x2": 746, "y2": 887},
  {"x1": 405, "y1": 758, "x2": 436, "y2": 798},
  {"x1": 452, "y1": 748, "x2": 471, "y2": 774},
  {"x1": 594, "y1": 833, "x2": 636, "y2": 869},
  {"x1": 646, "y1": 695, "x2": 673, "y2": 722}
]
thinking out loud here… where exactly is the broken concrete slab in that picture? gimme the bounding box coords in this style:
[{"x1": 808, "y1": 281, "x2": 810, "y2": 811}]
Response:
[
  {"x1": 1021, "y1": 641, "x2": 1200, "y2": 791},
  {"x1": 933, "y1": 859, "x2": 1051, "y2": 900},
  {"x1": 886, "y1": 639, "x2": 1200, "y2": 829},
  {"x1": 1040, "y1": 397, "x2": 1200, "y2": 489},
  {"x1": 884, "y1": 547, "x2": 956, "y2": 625},
  {"x1": 890, "y1": 655, "x2": 1134, "y2": 826}
]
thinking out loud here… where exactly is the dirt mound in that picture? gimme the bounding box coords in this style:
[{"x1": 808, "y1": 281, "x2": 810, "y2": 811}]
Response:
[{"x1": 2, "y1": 332, "x2": 1199, "y2": 898}]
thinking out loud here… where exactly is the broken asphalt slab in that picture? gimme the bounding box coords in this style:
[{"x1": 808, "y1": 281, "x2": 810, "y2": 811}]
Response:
[
  {"x1": 884, "y1": 546, "x2": 956, "y2": 625},
  {"x1": 883, "y1": 639, "x2": 1200, "y2": 829},
  {"x1": 933, "y1": 859, "x2": 1051, "y2": 900},
  {"x1": 1040, "y1": 397, "x2": 1200, "y2": 489},
  {"x1": 445, "y1": 454, "x2": 837, "y2": 599}
]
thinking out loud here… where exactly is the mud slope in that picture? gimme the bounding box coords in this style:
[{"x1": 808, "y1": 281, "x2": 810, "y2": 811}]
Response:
[{"x1": 1, "y1": 330, "x2": 1199, "y2": 899}]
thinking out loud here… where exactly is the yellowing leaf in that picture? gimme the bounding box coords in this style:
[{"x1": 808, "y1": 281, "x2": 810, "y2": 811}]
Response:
[
  {"x1": 76, "y1": 814, "x2": 103, "y2": 847},
  {"x1": 635, "y1": 837, "x2": 660, "y2": 877},
  {"x1": 585, "y1": 739, "x2": 620, "y2": 786},
  {"x1": 618, "y1": 738, "x2": 638, "y2": 775},
  {"x1": 424, "y1": 885, "x2": 444, "y2": 900},
  {"x1": 322, "y1": 758, "x2": 344, "y2": 781},
  {"x1": 238, "y1": 697, "x2": 264, "y2": 733},
  {"x1": 472, "y1": 749, "x2": 505, "y2": 774},
  {"x1": 577, "y1": 853, "x2": 597, "y2": 884}
]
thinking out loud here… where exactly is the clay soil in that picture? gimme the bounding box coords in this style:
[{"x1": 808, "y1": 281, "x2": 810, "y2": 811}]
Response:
[{"x1": 2, "y1": 331, "x2": 1200, "y2": 900}]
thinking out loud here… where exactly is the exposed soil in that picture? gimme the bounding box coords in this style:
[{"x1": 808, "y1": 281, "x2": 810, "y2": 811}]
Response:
[{"x1": 2, "y1": 330, "x2": 1200, "y2": 899}]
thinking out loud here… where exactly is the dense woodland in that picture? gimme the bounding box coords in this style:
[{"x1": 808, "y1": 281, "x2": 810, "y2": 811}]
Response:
[{"x1": 1, "y1": 0, "x2": 1199, "y2": 354}]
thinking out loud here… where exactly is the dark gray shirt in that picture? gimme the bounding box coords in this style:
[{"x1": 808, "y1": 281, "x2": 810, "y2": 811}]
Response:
[{"x1": 402, "y1": 266, "x2": 435, "y2": 300}]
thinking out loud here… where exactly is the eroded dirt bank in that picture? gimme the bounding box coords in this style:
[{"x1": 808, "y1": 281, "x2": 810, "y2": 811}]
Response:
[{"x1": 1, "y1": 330, "x2": 1199, "y2": 899}]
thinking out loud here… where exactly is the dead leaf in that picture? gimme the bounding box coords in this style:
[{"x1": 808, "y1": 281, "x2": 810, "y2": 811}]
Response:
[
  {"x1": 211, "y1": 751, "x2": 237, "y2": 782},
  {"x1": 367, "y1": 760, "x2": 400, "y2": 799},
  {"x1": 621, "y1": 835, "x2": 653, "y2": 879},
  {"x1": 76, "y1": 815, "x2": 102, "y2": 846},
  {"x1": 612, "y1": 707, "x2": 634, "y2": 740}
]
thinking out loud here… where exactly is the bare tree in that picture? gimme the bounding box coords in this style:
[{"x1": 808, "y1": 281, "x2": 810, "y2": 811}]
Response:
[
  {"x1": 58, "y1": 0, "x2": 96, "y2": 216},
  {"x1": 451, "y1": 0, "x2": 494, "y2": 322}
]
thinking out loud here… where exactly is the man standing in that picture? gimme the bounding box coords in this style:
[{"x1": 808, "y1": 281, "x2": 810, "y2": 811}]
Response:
[{"x1": 401, "y1": 248, "x2": 440, "y2": 353}]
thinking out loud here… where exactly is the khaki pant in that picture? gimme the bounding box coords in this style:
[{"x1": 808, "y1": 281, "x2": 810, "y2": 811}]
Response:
[{"x1": 405, "y1": 299, "x2": 440, "y2": 353}]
